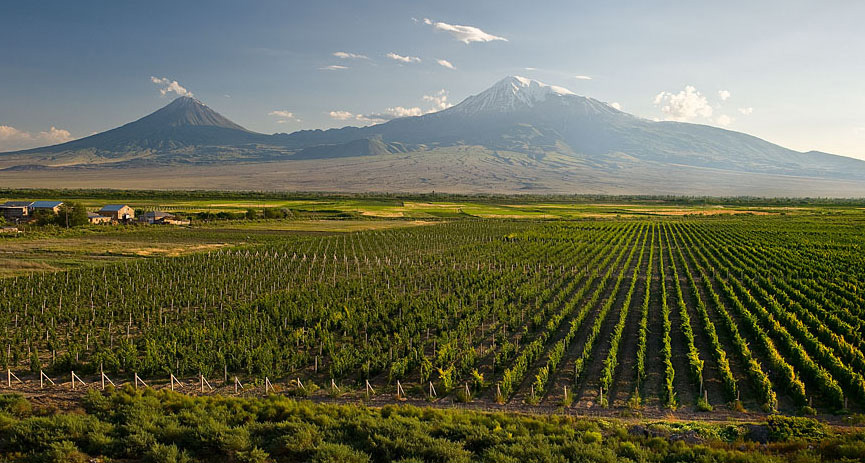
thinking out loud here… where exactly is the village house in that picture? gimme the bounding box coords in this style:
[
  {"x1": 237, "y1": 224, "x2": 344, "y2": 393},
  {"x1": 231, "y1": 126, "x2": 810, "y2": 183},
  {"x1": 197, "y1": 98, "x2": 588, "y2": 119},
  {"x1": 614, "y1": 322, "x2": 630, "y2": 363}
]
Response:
[
  {"x1": 87, "y1": 212, "x2": 112, "y2": 224},
  {"x1": 98, "y1": 204, "x2": 135, "y2": 222},
  {"x1": 0, "y1": 201, "x2": 31, "y2": 221},
  {"x1": 29, "y1": 200, "x2": 63, "y2": 215},
  {"x1": 138, "y1": 211, "x2": 189, "y2": 225}
]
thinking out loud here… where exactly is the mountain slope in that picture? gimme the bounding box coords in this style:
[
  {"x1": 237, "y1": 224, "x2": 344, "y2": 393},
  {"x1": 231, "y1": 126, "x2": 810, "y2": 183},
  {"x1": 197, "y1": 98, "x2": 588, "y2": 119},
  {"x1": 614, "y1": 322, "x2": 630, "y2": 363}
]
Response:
[
  {"x1": 4, "y1": 97, "x2": 276, "y2": 165},
  {"x1": 273, "y1": 76, "x2": 865, "y2": 180},
  {"x1": 2, "y1": 76, "x2": 864, "y2": 193}
]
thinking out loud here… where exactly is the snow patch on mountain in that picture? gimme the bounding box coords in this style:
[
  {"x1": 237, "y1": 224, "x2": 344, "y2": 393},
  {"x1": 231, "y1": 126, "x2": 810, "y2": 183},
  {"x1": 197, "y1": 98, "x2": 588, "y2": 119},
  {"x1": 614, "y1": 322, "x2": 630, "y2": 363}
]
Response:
[{"x1": 448, "y1": 76, "x2": 578, "y2": 114}]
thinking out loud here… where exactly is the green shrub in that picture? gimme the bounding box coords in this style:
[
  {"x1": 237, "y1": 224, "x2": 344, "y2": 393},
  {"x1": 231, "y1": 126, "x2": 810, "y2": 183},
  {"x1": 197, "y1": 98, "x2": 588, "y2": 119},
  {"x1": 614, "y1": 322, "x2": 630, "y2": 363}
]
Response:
[
  {"x1": 767, "y1": 415, "x2": 826, "y2": 441},
  {"x1": 40, "y1": 440, "x2": 88, "y2": 463},
  {"x1": 145, "y1": 443, "x2": 192, "y2": 463},
  {"x1": 696, "y1": 397, "x2": 713, "y2": 412},
  {"x1": 311, "y1": 443, "x2": 370, "y2": 463},
  {"x1": 236, "y1": 447, "x2": 270, "y2": 463},
  {"x1": 0, "y1": 394, "x2": 31, "y2": 417},
  {"x1": 583, "y1": 431, "x2": 602, "y2": 444}
]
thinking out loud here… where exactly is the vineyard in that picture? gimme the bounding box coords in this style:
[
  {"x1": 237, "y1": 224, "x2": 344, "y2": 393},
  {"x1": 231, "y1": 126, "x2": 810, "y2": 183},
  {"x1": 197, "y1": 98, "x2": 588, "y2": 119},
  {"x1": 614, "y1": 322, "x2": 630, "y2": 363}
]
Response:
[{"x1": 1, "y1": 212, "x2": 865, "y2": 417}]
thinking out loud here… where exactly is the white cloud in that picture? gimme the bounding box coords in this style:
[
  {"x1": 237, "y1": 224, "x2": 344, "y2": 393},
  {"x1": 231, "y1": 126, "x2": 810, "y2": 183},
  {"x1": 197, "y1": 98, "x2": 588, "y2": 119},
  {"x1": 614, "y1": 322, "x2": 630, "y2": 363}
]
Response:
[
  {"x1": 320, "y1": 65, "x2": 348, "y2": 70},
  {"x1": 387, "y1": 52, "x2": 421, "y2": 63},
  {"x1": 716, "y1": 114, "x2": 734, "y2": 127},
  {"x1": 436, "y1": 59, "x2": 456, "y2": 70},
  {"x1": 268, "y1": 110, "x2": 295, "y2": 118},
  {"x1": 354, "y1": 114, "x2": 388, "y2": 124},
  {"x1": 653, "y1": 85, "x2": 713, "y2": 122},
  {"x1": 150, "y1": 76, "x2": 193, "y2": 97},
  {"x1": 423, "y1": 18, "x2": 507, "y2": 44},
  {"x1": 718, "y1": 90, "x2": 731, "y2": 101},
  {"x1": 368, "y1": 106, "x2": 424, "y2": 120},
  {"x1": 422, "y1": 89, "x2": 453, "y2": 111},
  {"x1": 268, "y1": 110, "x2": 300, "y2": 123},
  {"x1": 524, "y1": 67, "x2": 538, "y2": 71},
  {"x1": 0, "y1": 124, "x2": 74, "y2": 151},
  {"x1": 330, "y1": 90, "x2": 454, "y2": 126},
  {"x1": 610, "y1": 102, "x2": 622, "y2": 110},
  {"x1": 574, "y1": 75, "x2": 592, "y2": 80},
  {"x1": 328, "y1": 111, "x2": 355, "y2": 120},
  {"x1": 333, "y1": 51, "x2": 368, "y2": 60},
  {"x1": 738, "y1": 107, "x2": 754, "y2": 115}
]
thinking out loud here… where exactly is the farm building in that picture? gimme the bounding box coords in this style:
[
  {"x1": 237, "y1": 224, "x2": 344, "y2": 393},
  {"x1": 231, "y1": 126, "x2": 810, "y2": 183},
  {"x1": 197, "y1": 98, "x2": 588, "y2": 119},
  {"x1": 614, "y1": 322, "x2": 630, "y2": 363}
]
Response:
[
  {"x1": 98, "y1": 204, "x2": 135, "y2": 221},
  {"x1": 29, "y1": 201, "x2": 63, "y2": 214},
  {"x1": 87, "y1": 212, "x2": 112, "y2": 224},
  {"x1": 0, "y1": 201, "x2": 30, "y2": 221},
  {"x1": 139, "y1": 211, "x2": 189, "y2": 225}
]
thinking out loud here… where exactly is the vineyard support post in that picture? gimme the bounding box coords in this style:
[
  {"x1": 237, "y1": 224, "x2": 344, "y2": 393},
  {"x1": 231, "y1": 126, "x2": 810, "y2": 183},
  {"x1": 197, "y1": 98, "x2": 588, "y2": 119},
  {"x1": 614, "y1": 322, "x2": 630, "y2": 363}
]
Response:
[
  {"x1": 101, "y1": 371, "x2": 115, "y2": 390},
  {"x1": 134, "y1": 373, "x2": 148, "y2": 389},
  {"x1": 40, "y1": 370, "x2": 55, "y2": 389},
  {"x1": 5, "y1": 369, "x2": 21, "y2": 388},
  {"x1": 71, "y1": 371, "x2": 85, "y2": 390}
]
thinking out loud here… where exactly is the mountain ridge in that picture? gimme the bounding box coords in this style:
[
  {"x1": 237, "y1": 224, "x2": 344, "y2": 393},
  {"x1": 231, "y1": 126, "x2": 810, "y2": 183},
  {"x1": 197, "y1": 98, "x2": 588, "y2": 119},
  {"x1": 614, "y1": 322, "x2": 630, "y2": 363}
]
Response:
[{"x1": 2, "y1": 76, "x2": 864, "y2": 193}]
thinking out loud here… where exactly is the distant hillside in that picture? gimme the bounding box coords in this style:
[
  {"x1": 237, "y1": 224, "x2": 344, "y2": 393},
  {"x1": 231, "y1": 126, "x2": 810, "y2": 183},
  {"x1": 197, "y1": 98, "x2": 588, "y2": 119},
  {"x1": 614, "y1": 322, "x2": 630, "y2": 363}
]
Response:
[{"x1": 2, "y1": 76, "x2": 864, "y2": 195}]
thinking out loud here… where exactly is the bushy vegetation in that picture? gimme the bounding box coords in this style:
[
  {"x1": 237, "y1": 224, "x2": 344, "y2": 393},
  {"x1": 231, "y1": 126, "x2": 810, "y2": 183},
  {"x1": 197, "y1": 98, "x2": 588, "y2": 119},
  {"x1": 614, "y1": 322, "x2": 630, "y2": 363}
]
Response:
[{"x1": 0, "y1": 389, "x2": 862, "y2": 462}]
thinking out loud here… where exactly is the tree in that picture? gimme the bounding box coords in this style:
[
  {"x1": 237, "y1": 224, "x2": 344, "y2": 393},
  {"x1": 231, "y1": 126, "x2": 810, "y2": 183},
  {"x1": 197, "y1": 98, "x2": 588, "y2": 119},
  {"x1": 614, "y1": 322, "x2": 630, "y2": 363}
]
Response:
[
  {"x1": 245, "y1": 208, "x2": 258, "y2": 220},
  {"x1": 263, "y1": 208, "x2": 285, "y2": 219},
  {"x1": 56, "y1": 202, "x2": 89, "y2": 227}
]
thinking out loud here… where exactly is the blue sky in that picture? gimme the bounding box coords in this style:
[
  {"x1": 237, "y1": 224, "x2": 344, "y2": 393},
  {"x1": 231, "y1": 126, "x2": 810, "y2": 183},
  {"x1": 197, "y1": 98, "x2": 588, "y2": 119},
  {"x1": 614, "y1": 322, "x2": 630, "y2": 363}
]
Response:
[{"x1": 2, "y1": 0, "x2": 864, "y2": 159}]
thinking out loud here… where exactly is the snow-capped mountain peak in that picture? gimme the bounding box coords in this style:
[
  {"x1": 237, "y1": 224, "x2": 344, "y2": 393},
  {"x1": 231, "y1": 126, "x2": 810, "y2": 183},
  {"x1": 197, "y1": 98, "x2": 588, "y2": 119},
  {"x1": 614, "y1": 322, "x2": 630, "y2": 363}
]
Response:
[{"x1": 448, "y1": 76, "x2": 577, "y2": 114}]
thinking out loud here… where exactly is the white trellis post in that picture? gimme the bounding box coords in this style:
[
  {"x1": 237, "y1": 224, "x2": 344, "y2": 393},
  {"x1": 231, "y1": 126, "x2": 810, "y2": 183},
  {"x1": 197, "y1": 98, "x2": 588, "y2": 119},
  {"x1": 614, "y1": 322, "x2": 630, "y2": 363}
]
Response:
[
  {"x1": 429, "y1": 381, "x2": 436, "y2": 399},
  {"x1": 200, "y1": 373, "x2": 213, "y2": 393},
  {"x1": 101, "y1": 371, "x2": 116, "y2": 390},
  {"x1": 134, "y1": 373, "x2": 148, "y2": 389},
  {"x1": 170, "y1": 373, "x2": 180, "y2": 391},
  {"x1": 71, "y1": 371, "x2": 85, "y2": 390},
  {"x1": 365, "y1": 379, "x2": 375, "y2": 396},
  {"x1": 40, "y1": 370, "x2": 55, "y2": 389},
  {"x1": 6, "y1": 369, "x2": 22, "y2": 388},
  {"x1": 265, "y1": 377, "x2": 274, "y2": 394},
  {"x1": 234, "y1": 376, "x2": 244, "y2": 394}
]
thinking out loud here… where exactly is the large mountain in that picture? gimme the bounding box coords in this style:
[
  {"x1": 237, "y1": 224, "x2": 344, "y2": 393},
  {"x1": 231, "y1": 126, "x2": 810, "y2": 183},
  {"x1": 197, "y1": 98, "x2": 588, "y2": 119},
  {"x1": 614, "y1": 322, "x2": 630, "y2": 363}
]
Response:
[
  {"x1": 272, "y1": 76, "x2": 865, "y2": 181},
  {"x1": 3, "y1": 76, "x2": 865, "y2": 194}
]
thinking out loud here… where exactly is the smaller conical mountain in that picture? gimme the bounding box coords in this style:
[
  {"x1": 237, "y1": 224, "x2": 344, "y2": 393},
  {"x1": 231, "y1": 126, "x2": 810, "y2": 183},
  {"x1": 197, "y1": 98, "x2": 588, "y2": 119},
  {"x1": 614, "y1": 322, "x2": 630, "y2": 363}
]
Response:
[
  {"x1": 128, "y1": 96, "x2": 247, "y2": 131},
  {"x1": 7, "y1": 97, "x2": 271, "y2": 163}
]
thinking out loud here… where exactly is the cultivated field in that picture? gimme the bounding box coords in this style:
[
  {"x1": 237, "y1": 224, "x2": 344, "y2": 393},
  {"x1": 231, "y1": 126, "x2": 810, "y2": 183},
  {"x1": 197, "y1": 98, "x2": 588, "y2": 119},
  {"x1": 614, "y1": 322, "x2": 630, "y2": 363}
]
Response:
[{"x1": 1, "y1": 199, "x2": 864, "y2": 424}]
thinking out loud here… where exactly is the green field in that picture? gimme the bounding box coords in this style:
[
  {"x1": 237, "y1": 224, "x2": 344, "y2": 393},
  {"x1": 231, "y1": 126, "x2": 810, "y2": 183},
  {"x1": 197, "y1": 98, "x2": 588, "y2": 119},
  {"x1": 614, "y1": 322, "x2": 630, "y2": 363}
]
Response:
[{"x1": 1, "y1": 192, "x2": 865, "y2": 460}]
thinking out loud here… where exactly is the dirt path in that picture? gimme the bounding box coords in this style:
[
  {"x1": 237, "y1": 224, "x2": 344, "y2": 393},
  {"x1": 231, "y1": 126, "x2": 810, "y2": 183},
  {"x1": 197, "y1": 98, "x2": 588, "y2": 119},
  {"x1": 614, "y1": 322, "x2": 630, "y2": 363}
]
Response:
[
  {"x1": 7, "y1": 376, "x2": 856, "y2": 428},
  {"x1": 642, "y1": 241, "x2": 665, "y2": 408}
]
